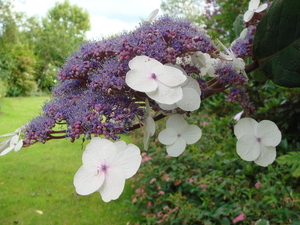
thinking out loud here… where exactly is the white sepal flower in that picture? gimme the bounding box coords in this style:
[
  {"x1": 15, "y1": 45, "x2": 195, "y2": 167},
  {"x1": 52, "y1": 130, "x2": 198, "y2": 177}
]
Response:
[
  {"x1": 143, "y1": 99, "x2": 155, "y2": 150},
  {"x1": 191, "y1": 51, "x2": 217, "y2": 77},
  {"x1": 147, "y1": 9, "x2": 159, "y2": 22},
  {"x1": 218, "y1": 40, "x2": 247, "y2": 78},
  {"x1": 158, "y1": 114, "x2": 202, "y2": 157},
  {"x1": 73, "y1": 137, "x2": 142, "y2": 202},
  {"x1": 0, "y1": 127, "x2": 23, "y2": 156},
  {"x1": 159, "y1": 76, "x2": 201, "y2": 111},
  {"x1": 126, "y1": 56, "x2": 187, "y2": 104},
  {"x1": 244, "y1": 0, "x2": 268, "y2": 22},
  {"x1": 234, "y1": 118, "x2": 281, "y2": 167}
]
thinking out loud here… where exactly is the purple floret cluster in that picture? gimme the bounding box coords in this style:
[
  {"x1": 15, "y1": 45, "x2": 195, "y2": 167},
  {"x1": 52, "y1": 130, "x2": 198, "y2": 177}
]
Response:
[{"x1": 22, "y1": 15, "x2": 256, "y2": 146}]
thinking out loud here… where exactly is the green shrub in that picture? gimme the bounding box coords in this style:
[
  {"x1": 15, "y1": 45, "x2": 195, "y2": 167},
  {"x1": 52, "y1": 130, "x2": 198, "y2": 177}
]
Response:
[
  {"x1": 129, "y1": 112, "x2": 300, "y2": 224},
  {"x1": 0, "y1": 81, "x2": 7, "y2": 97}
]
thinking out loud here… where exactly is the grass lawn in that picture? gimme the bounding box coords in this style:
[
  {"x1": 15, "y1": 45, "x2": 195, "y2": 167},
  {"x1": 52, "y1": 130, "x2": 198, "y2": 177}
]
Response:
[{"x1": 0, "y1": 97, "x2": 140, "y2": 225}]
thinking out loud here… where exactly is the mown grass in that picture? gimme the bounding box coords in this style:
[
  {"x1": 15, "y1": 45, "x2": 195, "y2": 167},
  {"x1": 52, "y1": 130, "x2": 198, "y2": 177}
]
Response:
[{"x1": 0, "y1": 97, "x2": 139, "y2": 225}]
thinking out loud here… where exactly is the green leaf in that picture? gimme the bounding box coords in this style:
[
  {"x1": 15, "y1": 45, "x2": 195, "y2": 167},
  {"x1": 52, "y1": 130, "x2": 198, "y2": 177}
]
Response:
[
  {"x1": 253, "y1": 0, "x2": 300, "y2": 87},
  {"x1": 277, "y1": 151, "x2": 300, "y2": 177},
  {"x1": 221, "y1": 217, "x2": 231, "y2": 225},
  {"x1": 233, "y1": 14, "x2": 245, "y2": 38}
]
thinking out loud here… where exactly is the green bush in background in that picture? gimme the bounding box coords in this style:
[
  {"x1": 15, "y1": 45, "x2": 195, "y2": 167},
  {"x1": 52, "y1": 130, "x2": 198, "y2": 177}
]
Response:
[{"x1": 129, "y1": 111, "x2": 300, "y2": 224}]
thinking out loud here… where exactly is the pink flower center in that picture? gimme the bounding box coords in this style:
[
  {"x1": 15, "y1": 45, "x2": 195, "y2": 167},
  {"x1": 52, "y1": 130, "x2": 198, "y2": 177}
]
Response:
[
  {"x1": 151, "y1": 73, "x2": 157, "y2": 80},
  {"x1": 101, "y1": 164, "x2": 107, "y2": 171},
  {"x1": 95, "y1": 164, "x2": 107, "y2": 176},
  {"x1": 256, "y1": 137, "x2": 261, "y2": 142}
]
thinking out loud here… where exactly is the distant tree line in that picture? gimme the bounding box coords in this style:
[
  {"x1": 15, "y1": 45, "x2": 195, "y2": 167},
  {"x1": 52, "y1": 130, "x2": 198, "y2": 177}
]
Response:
[{"x1": 0, "y1": 0, "x2": 90, "y2": 97}]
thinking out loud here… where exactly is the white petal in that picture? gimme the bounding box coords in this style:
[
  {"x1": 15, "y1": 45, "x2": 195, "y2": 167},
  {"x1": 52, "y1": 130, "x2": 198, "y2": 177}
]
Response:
[
  {"x1": 181, "y1": 125, "x2": 202, "y2": 144},
  {"x1": 249, "y1": 0, "x2": 260, "y2": 11},
  {"x1": 97, "y1": 168, "x2": 125, "y2": 202},
  {"x1": 166, "y1": 114, "x2": 188, "y2": 132},
  {"x1": 82, "y1": 138, "x2": 116, "y2": 166},
  {"x1": 233, "y1": 110, "x2": 244, "y2": 121},
  {"x1": 234, "y1": 118, "x2": 258, "y2": 139},
  {"x1": 145, "y1": 98, "x2": 151, "y2": 116},
  {"x1": 144, "y1": 117, "x2": 155, "y2": 136},
  {"x1": 236, "y1": 134, "x2": 261, "y2": 161},
  {"x1": 207, "y1": 65, "x2": 217, "y2": 77},
  {"x1": 239, "y1": 28, "x2": 248, "y2": 39},
  {"x1": 166, "y1": 137, "x2": 187, "y2": 157},
  {"x1": 254, "y1": 145, "x2": 276, "y2": 167},
  {"x1": 143, "y1": 133, "x2": 151, "y2": 151},
  {"x1": 243, "y1": 10, "x2": 254, "y2": 22},
  {"x1": 9, "y1": 135, "x2": 20, "y2": 145},
  {"x1": 158, "y1": 103, "x2": 177, "y2": 111},
  {"x1": 14, "y1": 140, "x2": 23, "y2": 152},
  {"x1": 113, "y1": 143, "x2": 141, "y2": 179},
  {"x1": 158, "y1": 128, "x2": 178, "y2": 145},
  {"x1": 257, "y1": 120, "x2": 281, "y2": 147},
  {"x1": 154, "y1": 65, "x2": 186, "y2": 87},
  {"x1": 146, "y1": 83, "x2": 183, "y2": 104},
  {"x1": 219, "y1": 51, "x2": 232, "y2": 60},
  {"x1": 255, "y1": 3, "x2": 268, "y2": 12},
  {"x1": 165, "y1": 63, "x2": 187, "y2": 76},
  {"x1": 113, "y1": 140, "x2": 127, "y2": 154},
  {"x1": 73, "y1": 165, "x2": 105, "y2": 195},
  {"x1": 128, "y1": 55, "x2": 161, "y2": 70},
  {"x1": 176, "y1": 87, "x2": 201, "y2": 111},
  {"x1": 125, "y1": 69, "x2": 157, "y2": 92},
  {"x1": 15, "y1": 127, "x2": 23, "y2": 133},
  {"x1": 0, "y1": 131, "x2": 17, "y2": 137},
  {"x1": 147, "y1": 9, "x2": 159, "y2": 22},
  {"x1": 143, "y1": 116, "x2": 155, "y2": 151},
  {"x1": 0, "y1": 138, "x2": 12, "y2": 151},
  {"x1": 183, "y1": 76, "x2": 201, "y2": 95},
  {"x1": 0, "y1": 145, "x2": 15, "y2": 156},
  {"x1": 191, "y1": 51, "x2": 207, "y2": 66}
]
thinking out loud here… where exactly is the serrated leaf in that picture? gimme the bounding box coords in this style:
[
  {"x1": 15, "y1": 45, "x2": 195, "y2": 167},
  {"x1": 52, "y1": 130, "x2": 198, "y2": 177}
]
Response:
[
  {"x1": 253, "y1": 0, "x2": 300, "y2": 87},
  {"x1": 277, "y1": 151, "x2": 300, "y2": 177}
]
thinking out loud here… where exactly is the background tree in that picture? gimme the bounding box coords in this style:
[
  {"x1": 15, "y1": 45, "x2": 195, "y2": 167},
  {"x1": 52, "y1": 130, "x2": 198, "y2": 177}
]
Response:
[
  {"x1": 37, "y1": 0, "x2": 90, "y2": 67},
  {"x1": 0, "y1": 0, "x2": 91, "y2": 96},
  {"x1": 160, "y1": 0, "x2": 204, "y2": 22},
  {"x1": 161, "y1": 0, "x2": 249, "y2": 43},
  {"x1": 27, "y1": 0, "x2": 91, "y2": 92},
  {"x1": 0, "y1": 0, "x2": 37, "y2": 96}
]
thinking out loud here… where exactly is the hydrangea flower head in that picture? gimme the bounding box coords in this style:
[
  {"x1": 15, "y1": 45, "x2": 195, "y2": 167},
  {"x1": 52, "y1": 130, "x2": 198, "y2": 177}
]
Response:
[
  {"x1": 234, "y1": 118, "x2": 281, "y2": 167},
  {"x1": 244, "y1": 0, "x2": 268, "y2": 22},
  {"x1": 158, "y1": 114, "x2": 202, "y2": 157},
  {"x1": 21, "y1": 16, "x2": 217, "y2": 146},
  {"x1": 73, "y1": 137, "x2": 141, "y2": 202}
]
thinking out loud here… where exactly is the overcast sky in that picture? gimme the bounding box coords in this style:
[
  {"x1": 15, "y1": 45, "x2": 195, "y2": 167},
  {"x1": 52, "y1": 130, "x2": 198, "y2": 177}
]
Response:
[{"x1": 14, "y1": 0, "x2": 162, "y2": 40}]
